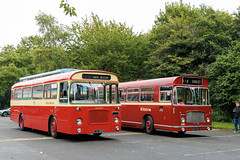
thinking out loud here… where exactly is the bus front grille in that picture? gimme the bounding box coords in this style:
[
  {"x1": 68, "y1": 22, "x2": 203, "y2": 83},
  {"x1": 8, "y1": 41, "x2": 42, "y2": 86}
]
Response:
[
  {"x1": 186, "y1": 111, "x2": 204, "y2": 122},
  {"x1": 89, "y1": 110, "x2": 109, "y2": 123}
]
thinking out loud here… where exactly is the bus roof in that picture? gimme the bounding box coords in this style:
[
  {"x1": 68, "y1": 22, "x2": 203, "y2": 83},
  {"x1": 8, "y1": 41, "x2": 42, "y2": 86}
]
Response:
[
  {"x1": 19, "y1": 68, "x2": 79, "y2": 82},
  {"x1": 119, "y1": 76, "x2": 208, "y2": 88},
  {"x1": 12, "y1": 70, "x2": 119, "y2": 89}
]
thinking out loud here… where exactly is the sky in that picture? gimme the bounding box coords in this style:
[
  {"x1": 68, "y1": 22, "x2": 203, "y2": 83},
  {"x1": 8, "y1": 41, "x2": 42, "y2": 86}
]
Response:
[{"x1": 0, "y1": 0, "x2": 239, "y2": 48}]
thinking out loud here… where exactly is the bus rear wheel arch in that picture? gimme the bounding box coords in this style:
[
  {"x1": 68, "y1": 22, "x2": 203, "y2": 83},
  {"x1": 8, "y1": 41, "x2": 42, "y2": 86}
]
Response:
[{"x1": 143, "y1": 115, "x2": 155, "y2": 134}]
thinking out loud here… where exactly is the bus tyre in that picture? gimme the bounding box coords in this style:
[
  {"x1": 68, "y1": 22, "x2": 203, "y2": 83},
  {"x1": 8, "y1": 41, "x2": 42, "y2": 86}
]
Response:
[
  {"x1": 145, "y1": 116, "x2": 154, "y2": 134},
  {"x1": 19, "y1": 114, "x2": 26, "y2": 131},
  {"x1": 50, "y1": 117, "x2": 58, "y2": 138}
]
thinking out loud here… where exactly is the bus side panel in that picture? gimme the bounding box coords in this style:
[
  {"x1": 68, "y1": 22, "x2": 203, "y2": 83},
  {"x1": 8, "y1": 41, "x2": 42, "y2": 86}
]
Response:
[
  {"x1": 10, "y1": 105, "x2": 32, "y2": 128},
  {"x1": 10, "y1": 106, "x2": 20, "y2": 124},
  {"x1": 24, "y1": 106, "x2": 33, "y2": 128},
  {"x1": 35, "y1": 106, "x2": 55, "y2": 132},
  {"x1": 122, "y1": 104, "x2": 141, "y2": 128},
  {"x1": 151, "y1": 105, "x2": 173, "y2": 130}
]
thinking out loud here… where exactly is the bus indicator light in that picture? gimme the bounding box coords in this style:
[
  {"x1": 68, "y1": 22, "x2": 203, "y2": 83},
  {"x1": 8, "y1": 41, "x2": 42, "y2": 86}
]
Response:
[
  {"x1": 76, "y1": 107, "x2": 81, "y2": 111},
  {"x1": 76, "y1": 118, "x2": 82, "y2": 125},
  {"x1": 181, "y1": 117, "x2": 185, "y2": 123},
  {"x1": 114, "y1": 117, "x2": 119, "y2": 123},
  {"x1": 206, "y1": 117, "x2": 210, "y2": 123},
  {"x1": 77, "y1": 128, "x2": 82, "y2": 134}
]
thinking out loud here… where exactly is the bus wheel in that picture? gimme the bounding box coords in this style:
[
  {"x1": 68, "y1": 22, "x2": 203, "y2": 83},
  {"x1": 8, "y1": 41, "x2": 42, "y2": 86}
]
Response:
[
  {"x1": 50, "y1": 117, "x2": 58, "y2": 138},
  {"x1": 19, "y1": 114, "x2": 26, "y2": 131},
  {"x1": 145, "y1": 116, "x2": 154, "y2": 134}
]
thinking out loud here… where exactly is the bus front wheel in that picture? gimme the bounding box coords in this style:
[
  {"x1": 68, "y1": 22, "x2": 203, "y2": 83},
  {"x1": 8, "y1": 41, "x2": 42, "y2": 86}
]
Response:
[
  {"x1": 49, "y1": 117, "x2": 58, "y2": 138},
  {"x1": 144, "y1": 115, "x2": 155, "y2": 134}
]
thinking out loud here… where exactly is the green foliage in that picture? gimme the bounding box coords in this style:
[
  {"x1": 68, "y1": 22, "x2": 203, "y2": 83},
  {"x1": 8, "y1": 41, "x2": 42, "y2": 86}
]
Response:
[
  {"x1": 206, "y1": 41, "x2": 240, "y2": 120},
  {"x1": 60, "y1": 0, "x2": 77, "y2": 17},
  {"x1": 30, "y1": 47, "x2": 69, "y2": 73},
  {"x1": 145, "y1": 2, "x2": 234, "y2": 78},
  {"x1": 69, "y1": 14, "x2": 148, "y2": 81},
  {"x1": 35, "y1": 12, "x2": 71, "y2": 47},
  {"x1": 0, "y1": 64, "x2": 28, "y2": 109}
]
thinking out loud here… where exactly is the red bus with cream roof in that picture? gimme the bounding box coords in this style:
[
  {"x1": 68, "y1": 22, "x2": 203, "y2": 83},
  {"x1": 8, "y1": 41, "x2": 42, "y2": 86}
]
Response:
[
  {"x1": 10, "y1": 69, "x2": 121, "y2": 138},
  {"x1": 119, "y1": 76, "x2": 212, "y2": 134}
]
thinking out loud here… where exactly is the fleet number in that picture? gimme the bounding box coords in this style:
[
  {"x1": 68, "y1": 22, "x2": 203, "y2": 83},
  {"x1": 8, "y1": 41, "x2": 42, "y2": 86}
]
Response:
[{"x1": 140, "y1": 108, "x2": 151, "y2": 112}]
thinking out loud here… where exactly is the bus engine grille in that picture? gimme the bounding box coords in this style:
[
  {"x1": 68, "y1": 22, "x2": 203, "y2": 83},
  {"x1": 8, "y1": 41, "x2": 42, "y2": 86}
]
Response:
[
  {"x1": 89, "y1": 110, "x2": 109, "y2": 123},
  {"x1": 186, "y1": 111, "x2": 204, "y2": 122}
]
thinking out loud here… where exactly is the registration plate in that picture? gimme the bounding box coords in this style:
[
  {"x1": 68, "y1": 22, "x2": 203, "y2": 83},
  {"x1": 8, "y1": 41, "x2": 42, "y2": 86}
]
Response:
[{"x1": 192, "y1": 128, "x2": 200, "y2": 131}]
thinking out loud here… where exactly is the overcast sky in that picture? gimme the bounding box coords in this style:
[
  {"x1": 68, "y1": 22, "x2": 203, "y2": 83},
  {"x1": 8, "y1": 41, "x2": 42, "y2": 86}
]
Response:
[{"x1": 0, "y1": 0, "x2": 239, "y2": 48}]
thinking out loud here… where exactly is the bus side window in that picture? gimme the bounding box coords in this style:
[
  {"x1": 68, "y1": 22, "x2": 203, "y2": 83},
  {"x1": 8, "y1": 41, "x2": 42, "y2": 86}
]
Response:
[
  {"x1": 140, "y1": 87, "x2": 154, "y2": 102},
  {"x1": 119, "y1": 89, "x2": 126, "y2": 102},
  {"x1": 159, "y1": 86, "x2": 172, "y2": 102},
  {"x1": 127, "y1": 88, "x2": 139, "y2": 101},
  {"x1": 60, "y1": 82, "x2": 68, "y2": 103}
]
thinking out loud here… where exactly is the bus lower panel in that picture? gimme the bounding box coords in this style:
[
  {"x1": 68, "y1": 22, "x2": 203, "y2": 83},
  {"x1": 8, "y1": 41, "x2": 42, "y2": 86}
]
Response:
[{"x1": 154, "y1": 125, "x2": 212, "y2": 132}]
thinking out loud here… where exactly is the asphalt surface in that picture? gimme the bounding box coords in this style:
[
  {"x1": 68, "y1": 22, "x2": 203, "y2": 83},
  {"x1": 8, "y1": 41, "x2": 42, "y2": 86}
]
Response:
[{"x1": 0, "y1": 117, "x2": 240, "y2": 160}]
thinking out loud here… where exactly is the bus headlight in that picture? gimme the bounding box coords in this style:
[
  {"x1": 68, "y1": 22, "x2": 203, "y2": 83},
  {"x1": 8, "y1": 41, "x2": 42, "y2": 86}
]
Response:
[
  {"x1": 181, "y1": 117, "x2": 185, "y2": 123},
  {"x1": 76, "y1": 118, "x2": 82, "y2": 125},
  {"x1": 114, "y1": 117, "x2": 119, "y2": 123},
  {"x1": 206, "y1": 117, "x2": 210, "y2": 123}
]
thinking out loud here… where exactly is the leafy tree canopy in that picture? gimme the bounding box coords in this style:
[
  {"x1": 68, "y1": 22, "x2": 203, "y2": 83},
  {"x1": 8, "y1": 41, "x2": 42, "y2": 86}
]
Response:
[{"x1": 144, "y1": 2, "x2": 234, "y2": 78}]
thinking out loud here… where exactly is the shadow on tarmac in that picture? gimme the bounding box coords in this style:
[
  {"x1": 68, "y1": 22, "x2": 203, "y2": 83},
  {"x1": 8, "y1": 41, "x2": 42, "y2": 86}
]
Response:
[
  {"x1": 122, "y1": 127, "x2": 209, "y2": 138},
  {"x1": 13, "y1": 127, "x2": 116, "y2": 142}
]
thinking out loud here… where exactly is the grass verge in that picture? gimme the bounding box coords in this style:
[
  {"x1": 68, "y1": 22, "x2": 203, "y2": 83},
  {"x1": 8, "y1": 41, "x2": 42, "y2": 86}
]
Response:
[{"x1": 212, "y1": 121, "x2": 234, "y2": 130}]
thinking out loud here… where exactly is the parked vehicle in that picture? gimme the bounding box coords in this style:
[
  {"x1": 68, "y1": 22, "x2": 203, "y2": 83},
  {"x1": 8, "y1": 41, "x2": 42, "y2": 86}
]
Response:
[{"x1": 0, "y1": 108, "x2": 10, "y2": 117}]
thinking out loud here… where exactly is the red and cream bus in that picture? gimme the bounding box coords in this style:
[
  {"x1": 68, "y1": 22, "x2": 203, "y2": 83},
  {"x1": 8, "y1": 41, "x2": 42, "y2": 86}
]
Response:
[
  {"x1": 119, "y1": 76, "x2": 212, "y2": 134},
  {"x1": 10, "y1": 69, "x2": 121, "y2": 138}
]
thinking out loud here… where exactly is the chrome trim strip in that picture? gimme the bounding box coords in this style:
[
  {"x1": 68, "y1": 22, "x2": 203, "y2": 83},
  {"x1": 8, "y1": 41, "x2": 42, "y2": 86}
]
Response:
[
  {"x1": 121, "y1": 121, "x2": 142, "y2": 125},
  {"x1": 121, "y1": 102, "x2": 171, "y2": 106},
  {"x1": 154, "y1": 124, "x2": 212, "y2": 128},
  {"x1": 121, "y1": 120, "x2": 212, "y2": 128}
]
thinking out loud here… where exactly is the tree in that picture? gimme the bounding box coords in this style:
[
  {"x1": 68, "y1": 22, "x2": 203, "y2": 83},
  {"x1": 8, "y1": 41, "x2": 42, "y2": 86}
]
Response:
[
  {"x1": 69, "y1": 14, "x2": 148, "y2": 81},
  {"x1": 206, "y1": 41, "x2": 240, "y2": 121},
  {"x1": 35, "y1": 12, "x2": 71, "y2": 48},
  {"x1": 0, "y1": 64, "x2": 28, "y2": 109},
  {"x1": 30, "y1": 47, "x2": 69, "y2": 73},
  {"x1": 15, "y1": 12, "x2": 71, "y2": 74},
  {"x1": 144, "y1": 2, "x2": 234, "y2": 79},
  {"x1": 60, "y1": 0, "x2": 77, "y2": 17}
]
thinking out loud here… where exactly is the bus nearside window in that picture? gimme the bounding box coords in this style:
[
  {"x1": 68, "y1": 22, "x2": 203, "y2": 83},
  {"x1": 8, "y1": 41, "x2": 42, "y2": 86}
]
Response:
[
  {"x1": 159, "y1": 86, "x2": 172, "y2": 102},
  {"x1": 140, "y1": 87, "x2": 154, "y2": 101},
  {"x1": 120, "y1": 89, "x2": 126, "y2": 101},
  {"x1": 60, "y1": 82, "x2": 68, "y2": 103},
  {"x1": 127, "y1": 88, "x2": 139, "y2": 101}
]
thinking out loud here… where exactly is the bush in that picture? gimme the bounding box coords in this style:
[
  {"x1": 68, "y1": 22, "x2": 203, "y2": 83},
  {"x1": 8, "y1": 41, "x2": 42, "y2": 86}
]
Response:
[{"x1": 212, "y1": 107, "x2": 232, "y2": 122}]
